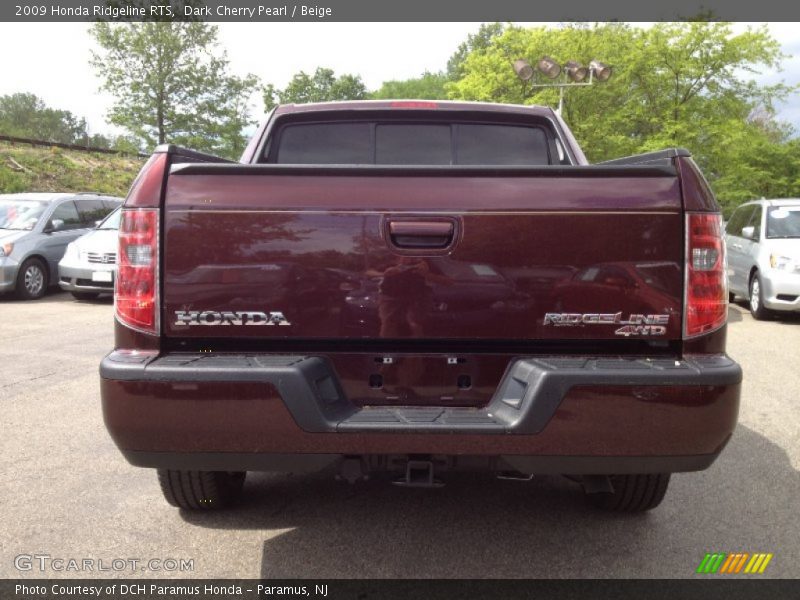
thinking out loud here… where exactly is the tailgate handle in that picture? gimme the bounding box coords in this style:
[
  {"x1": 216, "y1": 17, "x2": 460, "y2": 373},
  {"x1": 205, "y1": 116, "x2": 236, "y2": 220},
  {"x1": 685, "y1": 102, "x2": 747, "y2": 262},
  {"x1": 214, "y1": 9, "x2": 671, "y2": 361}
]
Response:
[{"x1": 388, "y1": 220, "x2": 455, "y2": 249}]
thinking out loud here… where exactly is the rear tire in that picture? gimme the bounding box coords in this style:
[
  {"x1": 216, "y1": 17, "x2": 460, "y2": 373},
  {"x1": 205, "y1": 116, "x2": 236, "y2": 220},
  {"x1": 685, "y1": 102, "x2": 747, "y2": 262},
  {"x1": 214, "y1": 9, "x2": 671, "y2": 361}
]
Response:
[
  {"x1": 71, "y1": 291, "x2": 99, "y2": 301},
  {"x1": 587, "y1": 473, "x2": 670, "y2": 512},
  {"x1": 15, "y1": 258, "x2": 48, "y2": 300},
  {"x1": 749, "y1": 272, "x2": 772, "y2": 320},
  {"x1": 157, "y1": 470, "x2": 246, "y2": 510}
]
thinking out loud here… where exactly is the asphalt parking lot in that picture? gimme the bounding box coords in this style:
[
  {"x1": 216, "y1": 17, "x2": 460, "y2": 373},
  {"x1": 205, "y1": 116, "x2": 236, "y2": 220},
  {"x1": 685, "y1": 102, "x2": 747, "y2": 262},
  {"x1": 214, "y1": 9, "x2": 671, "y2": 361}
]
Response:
[{"x1": 1, "y1": 291, "x2": 798, "y2": 579}]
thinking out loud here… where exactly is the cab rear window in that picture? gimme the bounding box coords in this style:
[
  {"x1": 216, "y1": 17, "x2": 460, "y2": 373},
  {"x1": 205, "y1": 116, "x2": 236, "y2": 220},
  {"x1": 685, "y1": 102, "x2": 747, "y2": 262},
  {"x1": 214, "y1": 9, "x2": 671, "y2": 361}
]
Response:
[
  {"x1": 272, "y1": 122, "x2": 552, "y2": 165},
  {"x1": 276, "y1": 122, "x2": 371, "y2": 164}
]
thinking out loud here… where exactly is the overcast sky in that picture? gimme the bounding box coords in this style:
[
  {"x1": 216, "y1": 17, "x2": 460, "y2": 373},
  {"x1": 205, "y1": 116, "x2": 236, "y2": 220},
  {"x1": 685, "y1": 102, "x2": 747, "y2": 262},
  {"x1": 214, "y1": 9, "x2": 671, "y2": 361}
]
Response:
[{"x1": 1, "y1": 22, "x2": 798, "y2": 136}]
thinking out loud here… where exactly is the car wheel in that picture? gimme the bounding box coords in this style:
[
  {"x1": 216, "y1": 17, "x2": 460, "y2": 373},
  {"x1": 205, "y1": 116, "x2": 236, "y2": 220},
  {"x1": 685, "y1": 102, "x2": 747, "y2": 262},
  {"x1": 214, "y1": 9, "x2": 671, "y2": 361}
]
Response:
[
  {"x1": 586, "y1": 474, "x2": 670, "y2": 512},
  {"x1": 71, "y1": 292, "x2": 100, "y2": 301},
  {"x1": 749, "y1": 272, "x2": 772, "y2": 320},
  {"x1": 15, "y1": 258, "x2": 48, "y2": 300},
  {"x1": 157, "y1": 470, "x2": 246, "y2": 510}
]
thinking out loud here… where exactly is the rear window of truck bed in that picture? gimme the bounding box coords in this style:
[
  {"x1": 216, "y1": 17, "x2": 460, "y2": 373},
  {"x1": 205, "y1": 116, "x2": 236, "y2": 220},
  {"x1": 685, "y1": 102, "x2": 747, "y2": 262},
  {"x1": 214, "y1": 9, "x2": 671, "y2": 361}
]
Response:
[{"x1": 270, "y1": 121, "x2": 554, "y2": 166}]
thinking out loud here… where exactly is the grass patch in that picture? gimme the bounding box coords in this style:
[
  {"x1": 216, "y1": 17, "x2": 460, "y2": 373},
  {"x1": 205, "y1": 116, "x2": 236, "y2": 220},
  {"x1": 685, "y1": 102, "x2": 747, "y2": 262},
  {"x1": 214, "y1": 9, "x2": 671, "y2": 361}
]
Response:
[{"x1": 0, "y1": 141, "x2": 144, "y2": 197}]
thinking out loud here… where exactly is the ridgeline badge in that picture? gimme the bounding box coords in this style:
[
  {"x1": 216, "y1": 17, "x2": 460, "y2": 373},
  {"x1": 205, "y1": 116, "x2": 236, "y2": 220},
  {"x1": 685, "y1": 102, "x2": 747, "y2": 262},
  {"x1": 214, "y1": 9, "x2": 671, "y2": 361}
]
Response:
[{"x1": 543, "y1": 312, "x2": 670, "y2": 337}]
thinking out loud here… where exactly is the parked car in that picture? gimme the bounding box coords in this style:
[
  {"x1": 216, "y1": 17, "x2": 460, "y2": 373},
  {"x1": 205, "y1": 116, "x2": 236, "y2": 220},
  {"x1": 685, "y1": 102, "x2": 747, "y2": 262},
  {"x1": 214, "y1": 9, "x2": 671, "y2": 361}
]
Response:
[
  {"x1": 0, "y1": 193, "x2": 123, "y2": 300},
  {"x1": 725, "y1": 198, "x2": 800, "y2": 319},
  {"x1": 100, "y1": 101, "x2": 741, "y2": 513},
  {"x1": 58, "y1": 206, "x2": 122, "y2": 300}
]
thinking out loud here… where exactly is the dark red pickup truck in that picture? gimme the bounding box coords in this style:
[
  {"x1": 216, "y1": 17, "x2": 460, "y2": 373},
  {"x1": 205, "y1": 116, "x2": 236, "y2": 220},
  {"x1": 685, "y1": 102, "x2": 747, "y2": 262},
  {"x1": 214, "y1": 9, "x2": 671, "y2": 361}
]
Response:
[{"x1": 100, "y1": 101, "x2": 741, "y2": 512}]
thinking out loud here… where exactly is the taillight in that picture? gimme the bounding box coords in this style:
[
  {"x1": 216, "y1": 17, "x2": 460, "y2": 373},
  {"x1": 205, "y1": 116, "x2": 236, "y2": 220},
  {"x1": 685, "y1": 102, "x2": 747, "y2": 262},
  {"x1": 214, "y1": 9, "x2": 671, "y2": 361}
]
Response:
[
  {"x1": 684, "y1": 213, "x2": 727, "y2": 338},
  {"x1": 126, "y1": 152, "x2": 167, "y2": 207},
  {"x1": 116, "y1": 209, "x2": 159, "y2": 334}
]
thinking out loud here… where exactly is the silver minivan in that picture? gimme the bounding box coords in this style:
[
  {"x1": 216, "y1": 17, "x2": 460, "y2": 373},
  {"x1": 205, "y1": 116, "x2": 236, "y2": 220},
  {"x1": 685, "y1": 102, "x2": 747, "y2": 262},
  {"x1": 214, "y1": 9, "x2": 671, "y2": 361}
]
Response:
[
  {"x1": 0, "y1": 193, "x2": 122, "y2": 300},
  {"x1": 725, "y1": 199, "x2": 800, "y2": 319}
]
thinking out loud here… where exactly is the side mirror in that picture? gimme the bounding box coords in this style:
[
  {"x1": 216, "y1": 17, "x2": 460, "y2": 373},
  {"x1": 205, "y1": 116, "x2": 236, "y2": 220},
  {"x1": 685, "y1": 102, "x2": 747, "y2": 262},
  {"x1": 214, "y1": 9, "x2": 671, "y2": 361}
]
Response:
[
  {"x1": 741, "y1": 225, "x2": 755, "y2": 240},
  {"x1": 44, "y1": 219, "x2": 65, "y2": 233}
]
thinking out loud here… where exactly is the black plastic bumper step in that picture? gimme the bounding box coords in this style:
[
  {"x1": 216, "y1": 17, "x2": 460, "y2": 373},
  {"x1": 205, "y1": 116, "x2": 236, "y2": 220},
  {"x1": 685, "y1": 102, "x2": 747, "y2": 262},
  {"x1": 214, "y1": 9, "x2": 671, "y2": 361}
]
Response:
[{"x1": 338, "y1": 407, "x2": 503, "y2": 432}]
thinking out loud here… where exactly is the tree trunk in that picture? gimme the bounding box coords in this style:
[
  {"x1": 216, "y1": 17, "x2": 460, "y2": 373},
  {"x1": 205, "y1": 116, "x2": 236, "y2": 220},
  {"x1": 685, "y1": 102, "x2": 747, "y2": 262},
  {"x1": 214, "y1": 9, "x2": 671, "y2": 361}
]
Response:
[{"x1": 157, "y1": 99, "x2": 165, "y2": 144}]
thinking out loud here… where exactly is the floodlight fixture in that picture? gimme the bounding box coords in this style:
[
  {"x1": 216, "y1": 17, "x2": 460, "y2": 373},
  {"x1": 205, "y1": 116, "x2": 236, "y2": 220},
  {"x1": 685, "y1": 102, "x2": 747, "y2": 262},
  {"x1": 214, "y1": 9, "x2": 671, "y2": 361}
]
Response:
[
  {"x1": 537, "y1": 56, "x2": 561, "y2": 79},
  {"x1": 513, "y1": 59, "x2": 534, "y2": 81},
  {"x1": 564, "y1": 61, "x2": 589, "y2": 82},
  {"x1": 590, "y1": 60, "x2": 613, "y2": 82}
]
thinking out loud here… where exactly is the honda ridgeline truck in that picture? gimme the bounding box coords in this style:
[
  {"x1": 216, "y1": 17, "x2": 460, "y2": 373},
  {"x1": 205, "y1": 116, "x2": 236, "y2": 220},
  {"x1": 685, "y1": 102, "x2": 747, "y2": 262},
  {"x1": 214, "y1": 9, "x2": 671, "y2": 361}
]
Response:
[{"x1": 100, "y1": 101, "x2": 742, "y2": 512}]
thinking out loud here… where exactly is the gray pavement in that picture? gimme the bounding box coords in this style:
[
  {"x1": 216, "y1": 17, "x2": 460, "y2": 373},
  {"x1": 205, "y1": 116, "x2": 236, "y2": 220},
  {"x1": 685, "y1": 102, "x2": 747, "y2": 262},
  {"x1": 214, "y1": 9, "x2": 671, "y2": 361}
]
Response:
[{"x1": 1, "y1": 291, "x2": 798, "y2": 579}]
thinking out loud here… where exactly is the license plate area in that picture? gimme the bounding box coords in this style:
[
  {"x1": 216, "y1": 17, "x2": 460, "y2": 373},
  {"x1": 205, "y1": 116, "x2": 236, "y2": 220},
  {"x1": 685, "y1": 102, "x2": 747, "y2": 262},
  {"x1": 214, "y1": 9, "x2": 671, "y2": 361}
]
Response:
[
  {"x1": 330, "y1": 354, "x2": 510, "y2": 408},
  {"x1": 91, "y1": 271, "x2": 113, "y2": 282}
]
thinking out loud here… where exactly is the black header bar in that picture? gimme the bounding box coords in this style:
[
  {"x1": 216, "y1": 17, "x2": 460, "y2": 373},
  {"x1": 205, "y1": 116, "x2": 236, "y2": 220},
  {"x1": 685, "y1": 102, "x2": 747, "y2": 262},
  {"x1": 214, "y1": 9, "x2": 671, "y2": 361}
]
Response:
[
  {"x1": 3, "y1": 0, "x2": 800, "y2": 22},
  {"x1": 1, "y1": 579, "x2": 795, "y2": 600}
]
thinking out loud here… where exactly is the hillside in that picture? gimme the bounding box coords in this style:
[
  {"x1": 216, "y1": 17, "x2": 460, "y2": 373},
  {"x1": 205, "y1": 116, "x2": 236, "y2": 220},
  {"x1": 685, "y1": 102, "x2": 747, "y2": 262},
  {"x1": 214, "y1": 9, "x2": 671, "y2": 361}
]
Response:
[{"x1": 0, "y1": 140, "x2": 144, "y2": 197}]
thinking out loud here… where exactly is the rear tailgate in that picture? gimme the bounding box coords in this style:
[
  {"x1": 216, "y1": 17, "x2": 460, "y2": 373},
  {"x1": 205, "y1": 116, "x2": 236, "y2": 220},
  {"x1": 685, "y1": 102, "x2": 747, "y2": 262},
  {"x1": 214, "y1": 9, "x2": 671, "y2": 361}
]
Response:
[{"x1": 162, "y1": 164, "x2": 684, "y2": 344}]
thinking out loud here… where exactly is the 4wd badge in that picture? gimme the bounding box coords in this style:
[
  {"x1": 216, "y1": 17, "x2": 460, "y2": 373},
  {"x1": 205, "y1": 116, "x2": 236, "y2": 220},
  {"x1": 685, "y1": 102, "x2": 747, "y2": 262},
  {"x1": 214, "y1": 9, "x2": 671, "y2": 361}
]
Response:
[{"x1": 543, "y1": 312, "x2": 669, "y2": 336}]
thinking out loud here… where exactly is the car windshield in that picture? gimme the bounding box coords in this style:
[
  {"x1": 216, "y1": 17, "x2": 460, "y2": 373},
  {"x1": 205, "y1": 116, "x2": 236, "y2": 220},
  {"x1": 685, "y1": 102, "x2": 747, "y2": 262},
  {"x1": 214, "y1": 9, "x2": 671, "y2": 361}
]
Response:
[
  {"x1": 766, "y1": 206, "x2": 800, "y2": 238},
  {"x1": 98, "y1": 207, "x2": 122, "y2": 230},
  {"x1": 0, "y1": 199, "x2": 48, "y2": 230}
]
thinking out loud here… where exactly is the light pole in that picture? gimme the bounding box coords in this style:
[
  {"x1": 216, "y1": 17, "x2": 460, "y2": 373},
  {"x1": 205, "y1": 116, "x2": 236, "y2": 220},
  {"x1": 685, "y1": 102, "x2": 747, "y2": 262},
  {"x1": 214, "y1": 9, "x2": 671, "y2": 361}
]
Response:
[{"x1": 513, "y1": 57, "x2": 612, "y2": 115}]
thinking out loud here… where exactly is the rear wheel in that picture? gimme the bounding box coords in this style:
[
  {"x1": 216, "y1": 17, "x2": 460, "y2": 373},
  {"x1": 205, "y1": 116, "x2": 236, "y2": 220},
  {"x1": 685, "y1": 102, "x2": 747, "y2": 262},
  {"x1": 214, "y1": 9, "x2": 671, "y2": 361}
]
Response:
[
  {"x1": 586, "y1": 473, "x2": 670, "y2": 512},
  {"x1": 749, "y1": 272, "x2": 772, "y2": 320},
  {"x1": 15, "y1": 258, "x2": 48, "y2": 300},
  {"x1": 157, "y1": 470, "x2": 246, "y2": 510},
  {"x1": 71, "y1": 291, "x2": 100, "y2": 301}
]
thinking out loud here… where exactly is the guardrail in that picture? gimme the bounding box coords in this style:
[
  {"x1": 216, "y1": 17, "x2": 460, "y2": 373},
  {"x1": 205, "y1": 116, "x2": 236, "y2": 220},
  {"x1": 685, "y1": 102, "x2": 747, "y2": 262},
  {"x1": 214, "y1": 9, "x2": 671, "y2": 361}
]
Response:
[{"x1": 0, "y1": 134, "x2": 148, "y2": 158}]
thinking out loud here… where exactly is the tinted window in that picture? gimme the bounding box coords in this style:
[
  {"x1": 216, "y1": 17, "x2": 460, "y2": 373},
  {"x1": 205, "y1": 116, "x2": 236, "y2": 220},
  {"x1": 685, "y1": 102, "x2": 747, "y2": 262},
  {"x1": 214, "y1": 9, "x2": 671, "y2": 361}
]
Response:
[
  {"x1": 49, "y1": 201, "x2": 83, "y2": 231},
  {"x1": 277, "y1": 123, "x2": 371, "y2": 164},
  {"x1": 103, "y1": 199, "x2": 123, "y2": 211},
  {"x1": 76, "y1": 199, "x2": 112, "y2": 224},
  {"x1": 376, "y1": 124, "x2": 451, "y2": 165},
  {"x1": 98, "y1": 207, "x2": 122, "y2": 230},
  {"x1": 726, "y1": 206, "x2": 755, "y2": 237},
  {"x1": 767, "y1": 206, "x2": 800, "y2": 238},
  {"x1": 272, "y1": 121, "x2": 555, "y2": 166},
  {"x1": 457, "y1": 124, "x2": 550, "y2": 165}
]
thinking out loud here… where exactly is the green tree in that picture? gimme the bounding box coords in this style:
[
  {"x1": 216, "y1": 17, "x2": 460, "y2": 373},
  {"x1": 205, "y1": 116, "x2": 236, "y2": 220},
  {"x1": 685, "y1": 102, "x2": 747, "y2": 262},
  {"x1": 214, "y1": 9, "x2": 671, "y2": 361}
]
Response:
[
  {"x1": 110, "y1": 134, "x2": 143, "y2": 154},
  {"x1": 371, "y1": 71, "x2": 449, "y2": 100},
  {"x1": 447, "y1": 22, "x2": 797, "y2": 211},
  {"x1": 446, "y1": 22, "x2": 506, "y2": 81},
  {"x1": 0, "y1": 93, "x2": 88, "y2": 144},
  {"x1": 91, "y1": 22, "x2": 259, "y2": 158},
  {"x1": 85, "y1": 133, "x2": 111, "y2": 148},
  {"x1": 263, "y1": 67, "x2": 368, "y2": 111}
]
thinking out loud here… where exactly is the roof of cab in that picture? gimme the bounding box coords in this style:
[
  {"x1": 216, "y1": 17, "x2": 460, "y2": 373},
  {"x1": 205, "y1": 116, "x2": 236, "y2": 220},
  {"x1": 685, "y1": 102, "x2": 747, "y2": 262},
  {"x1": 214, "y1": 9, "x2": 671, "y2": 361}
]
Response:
[{"x1": 273, "y1": 99, "x2": 556, "y2": 117}]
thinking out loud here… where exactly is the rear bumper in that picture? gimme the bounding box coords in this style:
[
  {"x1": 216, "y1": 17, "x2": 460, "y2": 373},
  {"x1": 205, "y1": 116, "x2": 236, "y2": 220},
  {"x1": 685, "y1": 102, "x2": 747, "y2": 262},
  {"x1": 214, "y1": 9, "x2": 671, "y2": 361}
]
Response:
[
  {"x1": 58, "y1": 263, "x2": 115, "y2": 293},
  {"x1": 100, "y1": 352, "x2": 741, "y2": 473}
]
